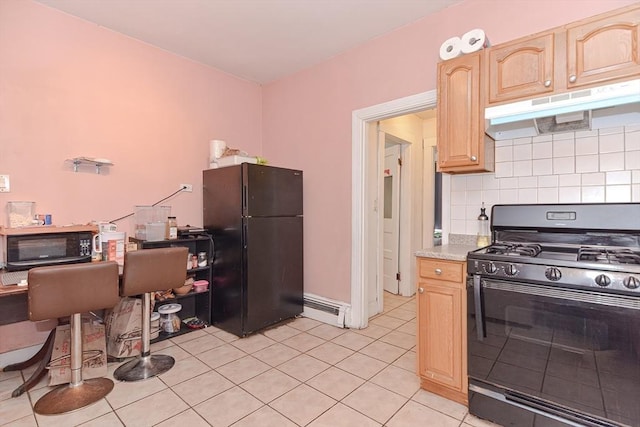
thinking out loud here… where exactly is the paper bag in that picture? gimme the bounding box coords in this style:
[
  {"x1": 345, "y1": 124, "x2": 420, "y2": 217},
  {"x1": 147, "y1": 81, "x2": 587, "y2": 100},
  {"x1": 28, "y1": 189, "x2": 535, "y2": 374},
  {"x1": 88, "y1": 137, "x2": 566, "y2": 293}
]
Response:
[
  {"x1": 104, "y1": 297, "x2": 142, "y2": 358},
  {"x1": 48, "y1": 322, "x2": 108, "y2": 386}
]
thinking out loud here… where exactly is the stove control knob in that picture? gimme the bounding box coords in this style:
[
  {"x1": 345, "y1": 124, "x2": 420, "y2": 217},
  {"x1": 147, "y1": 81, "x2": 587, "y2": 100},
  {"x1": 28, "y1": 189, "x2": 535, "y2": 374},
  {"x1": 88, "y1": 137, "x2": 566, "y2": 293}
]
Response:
[
  {"x1": 484, "y1": 262, "x2": 498, "y2": 274},
  {"x1": 545, "y1": 267, "x2": 562, "y2": 281},
  {"x1": 504, "y1": 264, "x2": 518, "y2": 276},
  {"x1": 595, "y1": 274, "x2": 611, "y2": 287},
  {"x1": 623, "y1": 276, "x2": 640, "y2": 289}
]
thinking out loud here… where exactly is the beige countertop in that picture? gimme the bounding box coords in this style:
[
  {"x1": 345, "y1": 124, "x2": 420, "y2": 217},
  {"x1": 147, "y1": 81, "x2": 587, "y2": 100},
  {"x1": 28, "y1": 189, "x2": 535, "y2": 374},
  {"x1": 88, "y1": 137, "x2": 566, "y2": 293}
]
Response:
[{"x1": 415, "y1": 244, "x2": 479, "y2": 262}]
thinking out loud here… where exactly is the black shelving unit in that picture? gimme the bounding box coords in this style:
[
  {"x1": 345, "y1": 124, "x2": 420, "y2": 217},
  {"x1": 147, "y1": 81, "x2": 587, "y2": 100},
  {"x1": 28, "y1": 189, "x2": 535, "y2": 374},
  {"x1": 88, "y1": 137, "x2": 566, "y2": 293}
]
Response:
[{"x1": 130, "y1": 234, "x2": 213, "y2": 342}]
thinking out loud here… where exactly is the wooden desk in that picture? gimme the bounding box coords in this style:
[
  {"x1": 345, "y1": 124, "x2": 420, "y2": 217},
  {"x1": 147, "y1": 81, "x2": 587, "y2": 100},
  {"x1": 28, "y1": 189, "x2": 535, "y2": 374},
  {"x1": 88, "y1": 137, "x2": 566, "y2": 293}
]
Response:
[
  {"x1": 0, "y1": 223, "x2": 98, "y2": 322},
  {"x1": 0, "y1": 280, "x2": 28, "y2": 326},
  {"x1": 0, "y1": 224, "x2": 98, "y2": 235}
]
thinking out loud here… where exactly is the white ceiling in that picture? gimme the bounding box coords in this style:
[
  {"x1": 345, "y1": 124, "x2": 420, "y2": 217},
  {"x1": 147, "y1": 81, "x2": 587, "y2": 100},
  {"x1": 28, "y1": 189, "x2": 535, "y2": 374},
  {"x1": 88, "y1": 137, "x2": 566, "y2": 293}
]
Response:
[{"x1": 36, "y1": 0, "x2": 462, "y2": 84}]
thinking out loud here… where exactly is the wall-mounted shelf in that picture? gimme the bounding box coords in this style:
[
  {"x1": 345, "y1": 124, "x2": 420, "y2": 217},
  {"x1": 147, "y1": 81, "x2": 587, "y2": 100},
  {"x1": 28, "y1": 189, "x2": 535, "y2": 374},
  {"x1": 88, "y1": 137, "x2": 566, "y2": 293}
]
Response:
[{"x1": 68, "y1": 157, "x2": 114, "y2": 174}]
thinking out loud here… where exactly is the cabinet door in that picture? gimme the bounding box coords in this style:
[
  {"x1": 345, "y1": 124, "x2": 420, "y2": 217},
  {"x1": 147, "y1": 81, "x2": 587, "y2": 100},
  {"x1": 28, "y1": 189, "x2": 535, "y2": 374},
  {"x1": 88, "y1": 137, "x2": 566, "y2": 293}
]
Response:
[
  {"x1": 417, "y1": 281, "x2": 462, "y2": 390},
  {"x1": 488, "y1": 33, "x2": 555, "y2": 104},
  {"x1": 566, "y1": 6, "x2": 640, "y2": 88},
  {"x1": 437, "y1": 52, "x2": 484, "y2": 171}
]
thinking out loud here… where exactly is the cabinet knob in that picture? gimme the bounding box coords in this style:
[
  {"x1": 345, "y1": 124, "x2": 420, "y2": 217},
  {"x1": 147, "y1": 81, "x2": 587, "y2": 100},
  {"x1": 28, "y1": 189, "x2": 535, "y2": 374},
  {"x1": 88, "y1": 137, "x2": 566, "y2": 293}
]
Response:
[
  {"x1": 544, "y1": 79, "x2": 551, "y2": 87},
  {"x1": 470, "y1": 156, "x2": 477, "y2": 162},
  {"x1": 435, "y1": 268, "x2": 442, "y2": 275},
  {"x1": 418, "y1": 287, "x2": 424, "y2": 294},
  {"x1": 569, "y1": 75, "x2": 577, "y2": 83}
]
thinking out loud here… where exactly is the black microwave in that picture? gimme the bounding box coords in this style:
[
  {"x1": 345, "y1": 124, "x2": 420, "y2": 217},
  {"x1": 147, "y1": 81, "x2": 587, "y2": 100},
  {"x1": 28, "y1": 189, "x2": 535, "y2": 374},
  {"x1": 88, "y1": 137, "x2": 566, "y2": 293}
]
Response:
[{"x1": 5, "y1": 231, "x2": 93, "y2": 271}]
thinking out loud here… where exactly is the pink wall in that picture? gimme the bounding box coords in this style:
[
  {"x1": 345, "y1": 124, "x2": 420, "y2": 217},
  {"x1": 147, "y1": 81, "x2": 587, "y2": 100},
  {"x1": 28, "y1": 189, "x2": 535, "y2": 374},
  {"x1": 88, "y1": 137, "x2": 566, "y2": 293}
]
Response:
[
  {"x1": 261, "y1": 0, "x2": 637, "y2": 302},
  {"x1": 0, "y1": 0, "x2": 262, "y2": 353},
  {"x1": 0, "y1": 0, "x2": 262, "y2": 235}
]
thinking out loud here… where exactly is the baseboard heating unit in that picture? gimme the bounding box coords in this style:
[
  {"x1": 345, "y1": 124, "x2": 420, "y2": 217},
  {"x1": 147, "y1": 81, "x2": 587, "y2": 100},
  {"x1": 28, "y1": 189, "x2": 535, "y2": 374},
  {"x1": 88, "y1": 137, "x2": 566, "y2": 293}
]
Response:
[{"x1": 302, "y1": 293, "x2": 350, "y2": 328}]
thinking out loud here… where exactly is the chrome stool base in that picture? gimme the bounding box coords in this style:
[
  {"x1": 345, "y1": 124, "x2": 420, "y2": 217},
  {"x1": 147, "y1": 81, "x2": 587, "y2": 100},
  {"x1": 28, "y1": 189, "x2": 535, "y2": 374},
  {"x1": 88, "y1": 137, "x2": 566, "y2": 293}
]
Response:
[
  {"x1": 33, "y1": 377, "x2": 114, "y2": 415},
  {"x1": 113, "y1": 354, "x2": 175, "y2": 382}
]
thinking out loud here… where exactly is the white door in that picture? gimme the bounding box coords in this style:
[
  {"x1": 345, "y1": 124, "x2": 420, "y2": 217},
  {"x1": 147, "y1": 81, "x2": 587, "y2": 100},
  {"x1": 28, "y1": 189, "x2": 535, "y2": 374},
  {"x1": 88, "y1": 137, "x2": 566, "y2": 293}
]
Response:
[{"x1": 383, "y1": 144, "x2": 401, "y2": 294}]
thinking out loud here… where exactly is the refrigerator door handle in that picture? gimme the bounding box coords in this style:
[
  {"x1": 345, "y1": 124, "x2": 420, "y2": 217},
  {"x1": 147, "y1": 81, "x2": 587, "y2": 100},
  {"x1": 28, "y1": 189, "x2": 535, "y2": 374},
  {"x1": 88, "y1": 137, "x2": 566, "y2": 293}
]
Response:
[
  {"x1": 243, "y1": 221, "x2": 248, "y2": 248},
  {"x1": 242, "y1": 185, "x2": 248, "y2": 215}
]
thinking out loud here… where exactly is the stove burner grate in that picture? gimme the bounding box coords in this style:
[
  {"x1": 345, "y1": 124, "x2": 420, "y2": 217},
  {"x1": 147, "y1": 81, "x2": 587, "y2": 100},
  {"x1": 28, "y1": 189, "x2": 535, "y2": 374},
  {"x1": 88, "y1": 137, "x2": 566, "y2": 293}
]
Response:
[
  {"x1": 486, "y1": 243, "x2": 542, "y2": 257},
  {"x1": 578, "y1": 247, "x2": 640, "y2": 265}
]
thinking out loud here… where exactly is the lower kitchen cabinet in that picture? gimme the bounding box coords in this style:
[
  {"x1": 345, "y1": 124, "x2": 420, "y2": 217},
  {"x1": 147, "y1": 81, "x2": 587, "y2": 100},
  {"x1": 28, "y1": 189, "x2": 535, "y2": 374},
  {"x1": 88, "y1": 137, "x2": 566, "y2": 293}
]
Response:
[{"x1": 416, "y1": 257, "x2": 467, "y2": 405}]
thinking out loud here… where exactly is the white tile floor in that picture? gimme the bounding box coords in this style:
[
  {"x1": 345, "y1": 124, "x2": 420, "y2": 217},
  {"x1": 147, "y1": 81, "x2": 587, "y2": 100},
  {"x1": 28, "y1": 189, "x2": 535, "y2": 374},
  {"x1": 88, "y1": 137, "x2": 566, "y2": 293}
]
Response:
[{"x1": 0, "y1": 293, "x2": 499, "y2": 427}]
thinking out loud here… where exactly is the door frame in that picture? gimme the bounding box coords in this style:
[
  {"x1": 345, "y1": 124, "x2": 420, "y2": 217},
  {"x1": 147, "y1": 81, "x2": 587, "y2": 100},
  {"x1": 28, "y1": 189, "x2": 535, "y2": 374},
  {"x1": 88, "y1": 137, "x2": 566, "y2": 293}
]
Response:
[{"x1": 350, "y1": 90, "x2": 439, "y2": 329}]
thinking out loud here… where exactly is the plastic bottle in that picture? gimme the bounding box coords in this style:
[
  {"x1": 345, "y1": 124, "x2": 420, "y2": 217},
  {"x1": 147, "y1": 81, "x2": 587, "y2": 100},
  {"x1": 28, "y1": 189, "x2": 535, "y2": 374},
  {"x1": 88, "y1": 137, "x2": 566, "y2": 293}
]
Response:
[{"x1": 166, "y1": 216, "x2": 178, "y2": 240}]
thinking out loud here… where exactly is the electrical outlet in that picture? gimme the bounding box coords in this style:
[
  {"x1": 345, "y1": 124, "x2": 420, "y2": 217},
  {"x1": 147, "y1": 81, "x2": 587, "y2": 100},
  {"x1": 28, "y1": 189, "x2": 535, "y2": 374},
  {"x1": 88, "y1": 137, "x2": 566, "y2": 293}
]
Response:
[
  {"x1": 180, "y1": 183, "x2": 193, "y2": 192},
  {"x1": 0, "y1": 175, "x2": 9, "y2": 192}
]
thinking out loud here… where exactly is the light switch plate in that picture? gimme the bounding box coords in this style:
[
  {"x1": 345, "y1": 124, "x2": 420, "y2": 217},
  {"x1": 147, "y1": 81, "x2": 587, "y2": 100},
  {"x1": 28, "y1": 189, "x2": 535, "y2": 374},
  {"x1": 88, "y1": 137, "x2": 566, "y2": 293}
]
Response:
[{"x1": 0, "y1": 175, "x2": 9, "y2": 192}]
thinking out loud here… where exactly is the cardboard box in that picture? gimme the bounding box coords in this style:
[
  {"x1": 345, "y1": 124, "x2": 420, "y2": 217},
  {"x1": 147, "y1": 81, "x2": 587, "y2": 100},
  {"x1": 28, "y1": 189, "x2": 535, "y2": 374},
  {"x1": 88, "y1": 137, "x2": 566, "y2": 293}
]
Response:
[
  {"x1": 210, "y1": 155, "x2": 257, "y2": 169},
  {"x1": 104, "y1": 297, "x2": 142, "y2": 358},
  {"x1": 49, "y1": 322, "x2": 107, "y2": 386}
]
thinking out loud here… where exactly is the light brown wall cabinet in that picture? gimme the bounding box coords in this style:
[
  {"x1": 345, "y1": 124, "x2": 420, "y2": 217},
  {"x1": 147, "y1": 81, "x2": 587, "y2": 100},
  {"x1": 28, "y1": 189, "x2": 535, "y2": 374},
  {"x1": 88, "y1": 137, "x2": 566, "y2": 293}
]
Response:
[
  {"x1": 487, "y1": 34, "x2": 555, "y2": 104},
  {"x1": 416, "y1": 257, "x2": 467, "y2": 405},
  {"x1": 566, "y1": 6, "x2": 640, "y2": 89},
  {"x1": 488, "y1": 4, "x2": 640, "y2": 105},
  {"x1": 437, "y1": 51, "x2": 494, "y2": 173}
]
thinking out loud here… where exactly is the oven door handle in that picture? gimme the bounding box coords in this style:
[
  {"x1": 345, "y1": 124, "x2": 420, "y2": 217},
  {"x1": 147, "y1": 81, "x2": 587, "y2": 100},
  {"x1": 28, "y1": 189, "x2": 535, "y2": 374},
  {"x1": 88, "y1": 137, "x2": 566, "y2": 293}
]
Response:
[
  {"x1": 482, "y1": 279, "x2": 640, "y2": 310},
  {"x1": 473, "y1": 274, "x2": 485, "y2": 341}
]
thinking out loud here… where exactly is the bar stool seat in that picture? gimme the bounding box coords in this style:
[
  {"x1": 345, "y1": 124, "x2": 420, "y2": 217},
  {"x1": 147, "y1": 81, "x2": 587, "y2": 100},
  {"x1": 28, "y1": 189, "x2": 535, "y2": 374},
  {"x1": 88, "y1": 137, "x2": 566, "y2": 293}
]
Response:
[
  {"x1": 113, "y1": 247, "x2": 188, "y2": 382},
  {"x1": 28, "y1": 261, "x2": 120, "y2": 415}
]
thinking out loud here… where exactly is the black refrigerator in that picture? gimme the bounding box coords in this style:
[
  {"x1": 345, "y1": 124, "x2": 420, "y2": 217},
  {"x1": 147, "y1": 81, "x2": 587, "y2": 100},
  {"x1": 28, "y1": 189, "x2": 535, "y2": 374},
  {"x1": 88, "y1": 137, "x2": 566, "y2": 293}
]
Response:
[{"x1": 203, "y1": 163, "x2": 303, "y2": 337}]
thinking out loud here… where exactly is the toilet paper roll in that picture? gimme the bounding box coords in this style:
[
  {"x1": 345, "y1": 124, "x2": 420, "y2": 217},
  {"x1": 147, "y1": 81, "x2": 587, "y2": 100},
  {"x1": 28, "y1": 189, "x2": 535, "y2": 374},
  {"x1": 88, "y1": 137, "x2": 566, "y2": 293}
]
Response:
[
  {"x1": 439, "y1": 36, "x2": 463, "y2": 61},
  {"x1": 209, "y1": 139, "x2": 227, "y2": 162},
  {"x1": 460, "y1": 29, "x2": 490, "y2": 54}
]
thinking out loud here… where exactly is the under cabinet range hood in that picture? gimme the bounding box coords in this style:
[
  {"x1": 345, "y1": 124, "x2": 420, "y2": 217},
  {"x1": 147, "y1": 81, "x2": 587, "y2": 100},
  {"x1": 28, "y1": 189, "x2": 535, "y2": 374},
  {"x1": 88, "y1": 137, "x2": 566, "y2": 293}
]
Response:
[{"x1": 485, "y1": 79, "x2": 640, "y2": 140}]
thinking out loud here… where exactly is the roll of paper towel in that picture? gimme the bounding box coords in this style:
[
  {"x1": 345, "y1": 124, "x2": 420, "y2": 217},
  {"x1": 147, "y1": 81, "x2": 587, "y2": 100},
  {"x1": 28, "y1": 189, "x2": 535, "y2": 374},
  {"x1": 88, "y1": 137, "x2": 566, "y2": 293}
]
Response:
[
  {"x1": 439, "y1": 36, "x2": 462, "y2": 61},
  {"x1": 209, "y1": 139, "x2": 226, "y2": 162},
  {"x1": 460, "y1": 29, "x2": 490, "y2": 54}
]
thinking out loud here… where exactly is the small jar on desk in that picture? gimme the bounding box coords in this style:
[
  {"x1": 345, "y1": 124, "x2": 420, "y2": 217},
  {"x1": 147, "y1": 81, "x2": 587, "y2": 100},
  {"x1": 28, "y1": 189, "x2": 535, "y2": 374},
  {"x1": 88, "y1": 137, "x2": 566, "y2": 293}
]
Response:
[
  {"x1": 166, "y1": 217, "x2": 178, "y2": 240},
  {"x1": 197, "y1": 252, "x2": 207, "y2": 267}
]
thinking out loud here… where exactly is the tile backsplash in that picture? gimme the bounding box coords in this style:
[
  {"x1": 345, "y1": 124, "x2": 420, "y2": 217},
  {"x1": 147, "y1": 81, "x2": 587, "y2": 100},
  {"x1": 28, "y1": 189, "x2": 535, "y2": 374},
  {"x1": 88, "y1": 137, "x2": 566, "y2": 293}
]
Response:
[{"x1": 449, "y1": 125, "x2": 640, "y2": 235}]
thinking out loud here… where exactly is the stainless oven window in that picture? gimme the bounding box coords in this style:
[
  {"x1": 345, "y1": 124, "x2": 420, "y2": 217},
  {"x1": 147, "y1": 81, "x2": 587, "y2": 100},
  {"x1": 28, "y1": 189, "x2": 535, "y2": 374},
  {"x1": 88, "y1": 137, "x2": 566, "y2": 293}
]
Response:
[
  {"x1": 468, "y1": 278, "x2": 640, "y2": 426},
  {"x1": 17, "y1": 237, "x2": 68, "y2": 260}
]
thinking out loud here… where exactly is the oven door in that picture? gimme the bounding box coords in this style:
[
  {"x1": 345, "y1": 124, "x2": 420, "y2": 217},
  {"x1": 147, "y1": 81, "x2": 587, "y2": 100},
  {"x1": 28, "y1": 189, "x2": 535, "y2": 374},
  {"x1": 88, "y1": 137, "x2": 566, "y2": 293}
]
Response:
[{"x1": 467, "y1": 275, "x2": 640, "y2": 427}]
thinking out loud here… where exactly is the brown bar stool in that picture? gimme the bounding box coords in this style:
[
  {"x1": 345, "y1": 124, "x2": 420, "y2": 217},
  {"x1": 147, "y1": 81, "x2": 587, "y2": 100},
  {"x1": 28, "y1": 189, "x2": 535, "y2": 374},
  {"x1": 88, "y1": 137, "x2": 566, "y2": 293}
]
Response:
[
  {"x1": 28, "y1": 261, "x2": 120, "y2": 415},
  {"x1": 113, "y1": 247, "x2": 188, "y2": 382}
]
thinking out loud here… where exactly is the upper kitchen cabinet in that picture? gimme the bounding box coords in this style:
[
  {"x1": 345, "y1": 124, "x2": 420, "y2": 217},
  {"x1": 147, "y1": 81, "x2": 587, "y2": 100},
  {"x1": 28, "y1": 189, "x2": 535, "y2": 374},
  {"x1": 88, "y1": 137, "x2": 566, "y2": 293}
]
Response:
[
  {"x1": 487, "y1": 33, "x2": 555, "y2": 104},
  {"x1": 566, "y1": 5, "x2": 640, "y2": 89},
  {"x1": 487, "y1": 4, "x2": 640, "y2": 105},
  {"x1": 437, "y1": 51, "x2": 494, "y2": 173}
]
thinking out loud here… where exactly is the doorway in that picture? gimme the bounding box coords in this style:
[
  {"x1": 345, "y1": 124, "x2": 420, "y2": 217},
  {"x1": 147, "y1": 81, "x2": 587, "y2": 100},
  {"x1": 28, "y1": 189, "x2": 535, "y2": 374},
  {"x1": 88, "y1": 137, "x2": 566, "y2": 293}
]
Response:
[
  {"x1": 368, "y1": 131, "x2": 412, "y2": 318},
  {"x1": 369, "y1": 120, "x2": 424, "y2": 319},
  {"x1": 383, "y1": 141, "x2": 402, "y2": 296},
  {"x1": 350, "y1": 90, "x2": 445, "y2": 329}
]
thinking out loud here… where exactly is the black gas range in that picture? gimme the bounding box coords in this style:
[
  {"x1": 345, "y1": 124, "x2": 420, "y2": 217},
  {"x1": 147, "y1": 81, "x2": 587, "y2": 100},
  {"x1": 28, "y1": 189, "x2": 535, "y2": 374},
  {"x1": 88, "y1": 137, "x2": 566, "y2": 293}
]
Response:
[{"x1": 466, "y1": 203, "x2": 640, "y2": 427}]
